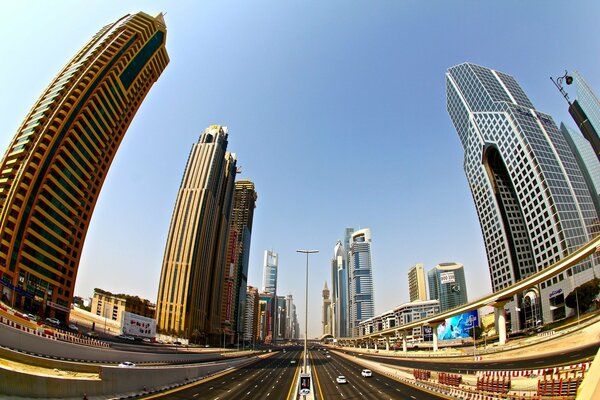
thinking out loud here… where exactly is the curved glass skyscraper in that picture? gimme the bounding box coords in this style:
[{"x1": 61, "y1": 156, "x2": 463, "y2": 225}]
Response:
[
  {"x1": 0, "y1": 12, "x2": 169, "y2": 321},
  {"x1": 446, "y1": 62, "x2": 599, "y2": 329}
]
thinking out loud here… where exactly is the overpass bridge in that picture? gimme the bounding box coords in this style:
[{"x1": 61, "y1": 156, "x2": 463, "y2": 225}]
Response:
[{"x1": 337, "y1": 235, "x2": 600, "y2": 351}]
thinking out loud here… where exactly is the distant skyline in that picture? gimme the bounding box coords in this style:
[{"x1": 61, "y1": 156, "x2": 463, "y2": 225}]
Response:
[{"x1": 1, "y1": 1, "x2": 599, "y2": 337}]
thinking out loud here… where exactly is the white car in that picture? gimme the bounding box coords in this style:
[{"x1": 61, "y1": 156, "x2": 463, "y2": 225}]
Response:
[
  {"x1": 118, "y1": 361, "x2": 136, "y2": 368},
  {"x1": 361, "y1": 369, "x2": 372, "y2": 377},
  {"x1": 290, "y1": 360, "x2": 296, "y2": 364},
  {"x1": 336, "y1": 375, "x2": 347, "y2": 384}
]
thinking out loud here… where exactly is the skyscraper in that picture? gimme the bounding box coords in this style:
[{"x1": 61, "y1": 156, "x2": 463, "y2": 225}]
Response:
[
  {"x1": 560, "y1": 123, "x2": 600, "y2": 217},
  {"x1": 331, "y1": 240, "x2": 349, "y2": 338},
  {"x1": 322, "y1": 281, "x2": 331, "y2": 336},
  {"x1": 243, "y1": 286, "x2": 259, "y2": 344},
  {"x1": 262, "y1": 250, "x2": 278, "y2": 293},
  {"x1": 427, "y1": 263, "x2": 468, "y2": 312},
  {"x1": 348, "y1": 228, "x2": 374, "y2": 336},
  {"x1": 408, "y1": 263, "x2": 427, "y2": 302},
  {"x1": 156, "y1": 125, "x2": 237, "y2": 345},
  {"x1": 222, "y1": 180, "x2": 257, "y2": 344},
  {"x1": 0, "y1": 12, "x2": 169, "y2": 321},
  {"x1": 446, "y1": 62, "x2": 600, "y2": 329},
  {"x1": 571, "y1": 71, "x2": 600, "y2": 161}
]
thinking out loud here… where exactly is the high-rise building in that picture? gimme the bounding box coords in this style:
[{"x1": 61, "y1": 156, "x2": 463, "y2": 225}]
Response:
[
  {"x1": 446, "y1": 62, "x2": 600, "y2": 329},
  {"x1": 156, "y1": 125, "x2": 237, "y2": 345},
  {"x1": 427, "y1": 263, "x2": 468, "y2": 312},
  {"x1": 560, "y1": 123, "x2": 600, "y2": 217},
  {"x1": 331, "y1": 240, "x2": 349, "y2": 338},
  {"x1": 258, "y1": 292, "x2": 275, "y2": 343},
  {"x1": 275, "y1": 295, "x2": 286, "y2": 340},
  {"x1": 242, "y1": 286, "x2": 259, "y2": 344},
  {"x1": 285, "y1": 294, "x2": 296, "y2": 339},
  {"x1": 0, "y1": 12, "x2": 169, "y2": 322},
  {"x1": 322, "y1": 281, "x2": 332, "y2": 336},
  {"x1": 408, "y1": 263, "x2": 427, "y2": 302},
  {"x1": 262, "y1": 250, "x2": 278, "y2": 293},
  {"x1": 221, "y1": 180, "x2": 257, "y2": 344},
  {"x1": 571, "y1": 71, "x2": 600, "y2": 161},
  {"x1": 348, "y1": 228, "x2": 374, "y2": 336}
]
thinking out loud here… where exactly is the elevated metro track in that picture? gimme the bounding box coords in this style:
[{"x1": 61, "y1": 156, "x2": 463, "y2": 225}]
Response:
[{"x1": 342, "y1": 235, "x2": 600, "y2": 343}]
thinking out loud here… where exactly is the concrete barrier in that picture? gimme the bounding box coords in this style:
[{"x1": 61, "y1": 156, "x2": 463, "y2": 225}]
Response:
[{"x1": 0, "y1": 357, "x2": 253, "y2": 398}]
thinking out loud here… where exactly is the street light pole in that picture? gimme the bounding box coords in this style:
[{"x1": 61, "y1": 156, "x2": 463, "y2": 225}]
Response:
[{"x1": 297, "y1": 249, "x2": 318, "y2": 374}]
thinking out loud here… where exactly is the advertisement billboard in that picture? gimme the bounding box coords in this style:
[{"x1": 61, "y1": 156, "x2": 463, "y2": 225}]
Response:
[
  {"x1": 440, "y1": 271, "x2": 455, "y2": 284},
  {"x1": 121, "y1": 311, "x2": 156, "y2": 338},
  {"x1": 436, "y1": 310, "x2": 478, "y2": 340}
]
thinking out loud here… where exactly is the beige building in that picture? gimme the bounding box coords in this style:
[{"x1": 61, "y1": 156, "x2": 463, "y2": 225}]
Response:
[
  {"x1": 156, "y1": 125, "x2": 237, "y2": 345},
  {"x1": 408, "y1": 263, "x2": 427, "y2": 302},
  {"x1": 91, "y1": 289, "x2": 155, "y2": 325}
]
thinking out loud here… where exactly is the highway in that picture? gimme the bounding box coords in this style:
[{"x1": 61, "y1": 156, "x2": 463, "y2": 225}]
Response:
[
  {"x1": 311, "y1": 348, "x2": 445, "y2": 399},
  {"x1": 342, "y1": 341, "x2": 599, "y2": 373},
  {"x1": 145, "y1": 347, "x2": 302, "y2": 399}
]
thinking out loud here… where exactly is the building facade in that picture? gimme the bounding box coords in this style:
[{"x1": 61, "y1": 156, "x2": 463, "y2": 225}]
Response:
[
  {"x1": 358, "y1": 299, "x2": 440, "y2": 343},
  {"x1": 446, "y1": 62, "x2": 600, "y2": 330},
  {"x1": 221, "y1": 180, "x2": 257, "y2": 345},
  {"x1": 408, "y1": 263, "x2": 427, "y2": 302},
  {"x1": 0, "y1": 12, "x2": 169, "y2": 322},
  {"x1": 322, "y1": 281, "x2": 332, "y2": 336},
  {"x1": 262, "y1": 250, "x2": 278, "y2": 293},
  {"x1": 91, "y1": 289, "x2": 156, "y2": 326},
  {"x1": 348, "y1": 228, "x2": 374, "y2": 336},
  {"x1": 156, "y1": 125, "x2": 237, "y2": 345},
  {"x1": 427, "y1": 263, "x2": 468, "y2": 312},
  {"x1": 573, "y1": 71, "x2": 600, "y2": 155},
  {"x1": 331, "y1": 240, "x2": 349, "y2": 338},
  {"x1": 242, "y1": 286, "x2": 259, "y2": 344},
  {"x1": 560, "y1": 123, "x2": 600, "y2": 217}
]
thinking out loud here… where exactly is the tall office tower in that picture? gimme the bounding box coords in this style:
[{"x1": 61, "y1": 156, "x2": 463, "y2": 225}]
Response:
[
  {"x1": 322, "y1": 281, "x2": 332, "y2": 336},
  {"x1": 0, "y1": 12, "x2": 169, "y2": 321},
  {"x1": 275, "y1": 295, "x2": 286, "y2": 340},
  {"x1": 156, "y1": 125, "x2": 237, "y2": 345},
  {"x1": 221, "y1": 180, "x2": 257, "y2": 344},
  {"x1": 262, "y1": 250, "x2": 278, "y2": 338},
  {"x1": 262, "y1": 250, "x2": 278, "y2": 293},
  {"x1": 427, "y1": 263, "x2": 468, "y2": 312},
  {"x1": 331, "y1": 240, "x2": 349, "y2": 338},
  {"x1": 285, "y1": 294, "x2": 295, "y2": 339},
  {"x1": 446, "y1": 62, "x2": 600, "y2": 329},
  {"x1": 292, "y1": 302, "x2": 300, "y2": 339},
  {"x1": 242, "y1": 286, "x2": 259, "y2": 344},
  {"x1": 560, "y1": 123, "x2": 600, "y2": 217},
  {"x1": 348, "y1": 228, "x2": 374, "y2": 336},
  {"x1": 571, "y1": 71, "x2": 600, "y2": 161},
  {"x1": 408, "y1": 263, "x2": 427, "y2": 302},
  {"x1": 257, "y1": 292, "x2": 275, "y2": 343}
]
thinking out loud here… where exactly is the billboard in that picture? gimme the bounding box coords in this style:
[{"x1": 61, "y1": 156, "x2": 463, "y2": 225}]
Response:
[
  {"x1": 121, "y1": 311, "x2": 156, "y2": 338},
  {"x1": 436, "y1": 310, "x2": 478, "y2": 340},
  {"x1": 440, "y1": 271, "x2": 455, "y2": 284}
]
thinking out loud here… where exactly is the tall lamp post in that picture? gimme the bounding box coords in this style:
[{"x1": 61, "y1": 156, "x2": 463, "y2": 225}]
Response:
[{"x1": 297, "y1": 249, "x2": 318, "y2": 373}]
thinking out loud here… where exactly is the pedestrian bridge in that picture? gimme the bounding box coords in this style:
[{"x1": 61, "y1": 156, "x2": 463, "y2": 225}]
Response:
[{"x1": 336, "y1": 235, "x2": 600, "y2": 351}]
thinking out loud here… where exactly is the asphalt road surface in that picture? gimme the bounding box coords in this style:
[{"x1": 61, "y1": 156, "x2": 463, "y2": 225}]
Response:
[
  {"x1": 146, "y1": 347, "x2": 302, "y2": 399},
  {"x1": 310, "y1": 349, "x2": 445, "y2": 399}
]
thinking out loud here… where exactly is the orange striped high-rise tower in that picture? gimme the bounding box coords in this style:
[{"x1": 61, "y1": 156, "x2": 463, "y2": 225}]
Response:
[{"x1": 0, "y1": 12, "x2": 169, "y2": 321}]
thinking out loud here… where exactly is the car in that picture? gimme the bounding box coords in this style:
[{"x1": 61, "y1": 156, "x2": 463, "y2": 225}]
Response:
[
  {"x1": 45, "y1": 317, "x2": 60, "y2": 326},
  {"x1": 361, "y1": 369, "x2": 372, "y2": 377},
  {"x1": 86, "y1": 331, "x2": 98, "y2": 338},
  {"x1": 142, "y1": 338, "x2": 152, "y2": 343},
  {"x1": 290, "y1": 360, "x2": 296, "y2": 364},
  {"x1": 68, "y1": 323, "x2": 79, "y2": 331},
  {"x1": 26, "y1": 314, "x2": 38, "y2": 321},
  {"x1": 326, "y1": 355, "x2": 331, "y2": 358},
  {"x1": 336, "y1": 375, "x2": 347, "y2": 384},
  {"x1": 118, "y1": 361, "x2": 136, "y2": 368}
]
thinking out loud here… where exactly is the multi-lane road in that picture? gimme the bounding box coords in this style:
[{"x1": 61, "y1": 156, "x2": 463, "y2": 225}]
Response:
[
  {"x1": 147, "y1": 347, "x2": 303, "y2": 400},
  {"x1": 146, "y1": 347, "x2": 447, "y2": 399},
  {"x1": 310, "y1": 348, "x2": 445, "y2": 399}
]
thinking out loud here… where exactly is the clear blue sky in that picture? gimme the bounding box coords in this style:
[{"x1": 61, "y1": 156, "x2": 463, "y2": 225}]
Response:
[{"x1": 1, "y1": 1, "x2": 599, "y2": 337}]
